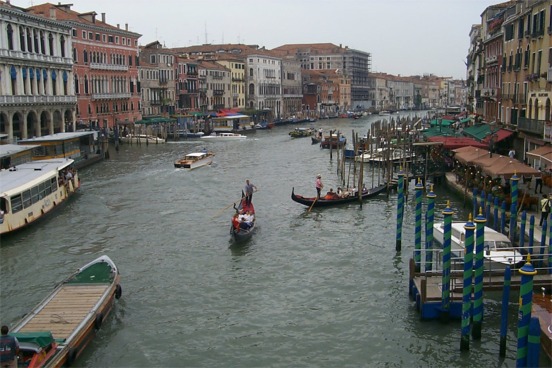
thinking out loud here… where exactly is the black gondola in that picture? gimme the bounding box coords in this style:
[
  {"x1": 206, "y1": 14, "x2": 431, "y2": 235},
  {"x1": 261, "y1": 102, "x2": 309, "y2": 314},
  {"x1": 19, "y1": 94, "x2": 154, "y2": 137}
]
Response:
[
  {"x1": 291, "y1": 184, "x2": 388, "y2": 208},
  {"x1": 230, "y1": 197, "x2": 256, "y2": 241}
]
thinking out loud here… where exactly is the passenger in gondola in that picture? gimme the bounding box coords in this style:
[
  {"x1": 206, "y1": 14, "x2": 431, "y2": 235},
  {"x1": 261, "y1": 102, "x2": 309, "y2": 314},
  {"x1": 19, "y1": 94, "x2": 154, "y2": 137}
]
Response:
[
  {"x1": 232, "y1": 213, "x2": 240, "y2": 231},
  {"x1": 325, "y1": 188, "x2": 339, "y2": 200},
  {"x1": 239, "y1": 217, "x2": 252, "y2": 230}
]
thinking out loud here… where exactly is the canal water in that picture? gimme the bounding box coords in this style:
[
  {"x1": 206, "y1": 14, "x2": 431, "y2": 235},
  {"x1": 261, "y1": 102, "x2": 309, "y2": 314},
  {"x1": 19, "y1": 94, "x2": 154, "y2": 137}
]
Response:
[{"x1": 0, "y1": 114, "x2": 539, "y2": 367}]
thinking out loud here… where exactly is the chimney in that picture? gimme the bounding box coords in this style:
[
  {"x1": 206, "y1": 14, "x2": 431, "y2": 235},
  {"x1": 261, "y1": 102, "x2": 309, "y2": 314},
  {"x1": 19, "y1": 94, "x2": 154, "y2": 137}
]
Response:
[
  {"x1": 49, "y1": 8, "x2": 56, "y2": 19},
  {"x1": 101, "y1": 12, "x2": 105, "y2": 23},
  {"x1": 125, "y1": 23, "x2": 128, "y2": 31},
  {"x1": 117, "y1": 24, "x2": 120, "y2": 29}
]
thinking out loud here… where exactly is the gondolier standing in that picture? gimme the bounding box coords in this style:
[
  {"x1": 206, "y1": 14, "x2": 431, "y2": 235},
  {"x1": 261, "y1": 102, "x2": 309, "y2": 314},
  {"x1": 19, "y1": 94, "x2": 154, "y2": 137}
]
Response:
[
  {"x1": 315, "y1": 174, "x2": 324, "y2": 199},
  {"x1": 244, "y1": 179, "x2": 257, "y2": 206}
]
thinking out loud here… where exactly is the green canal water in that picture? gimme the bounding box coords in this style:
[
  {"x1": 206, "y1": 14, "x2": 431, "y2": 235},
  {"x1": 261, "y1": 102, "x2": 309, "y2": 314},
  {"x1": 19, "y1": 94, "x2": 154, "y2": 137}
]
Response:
[{"x1": 1, "y1": 114, "x2": 548, "y2": 367}]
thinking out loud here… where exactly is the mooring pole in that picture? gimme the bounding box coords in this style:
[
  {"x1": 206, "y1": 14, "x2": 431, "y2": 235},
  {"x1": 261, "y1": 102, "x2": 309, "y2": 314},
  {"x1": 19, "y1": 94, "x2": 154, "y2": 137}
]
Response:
[
  {"x1": 441, "y1": 202, "x2": 454, "y2": 320},
  {"x1": 396, "y1": 170, "x2": 405, "y2": 252},
  {"x1": 460, "y1": 215, "x2": 475, "y2": 352},
  {"x1": 425, "y1": 186, "x2": 436, "y2": 271},
  {"x1": 414, "y1": 178, "x2": 423, "y2": 272},
  {"x1": 472, "y1": 208, "x2": 486, "y2": 340},
  {"x1": 499, "y1": 266, "x2": 512, "y2": 357},
  {"x1": 516, "y1": 256, "x2": 537, "y2": 367}
]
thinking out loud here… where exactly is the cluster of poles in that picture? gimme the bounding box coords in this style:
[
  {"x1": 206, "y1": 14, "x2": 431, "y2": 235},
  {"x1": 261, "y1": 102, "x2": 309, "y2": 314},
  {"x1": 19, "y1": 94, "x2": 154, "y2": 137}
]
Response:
[{"x1": 395, "y1": 171, "x2": 550, "y2": 366}]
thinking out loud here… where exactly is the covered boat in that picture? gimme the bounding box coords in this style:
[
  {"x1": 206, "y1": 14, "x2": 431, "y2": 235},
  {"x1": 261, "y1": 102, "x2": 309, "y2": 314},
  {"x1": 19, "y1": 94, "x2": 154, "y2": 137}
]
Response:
[
  {"x1": 11, "y1": 255, "x2": 122, "y2": 367},
  {"x1": 174, "y1": 151, "x2": 214, "y2": 169},
  {"x1": 291, "y1": 184, "x2": 387, "y2": 208}
]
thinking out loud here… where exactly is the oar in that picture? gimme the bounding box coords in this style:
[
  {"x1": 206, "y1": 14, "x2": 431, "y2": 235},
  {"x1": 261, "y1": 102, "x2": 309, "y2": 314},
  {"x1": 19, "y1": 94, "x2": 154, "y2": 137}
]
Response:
[
  {"x1": 211, "y1": 199, "x2": 242, "y2": 218},
  {"x1": 308, "y1": 197, "x2": 318, "y2": 212}
]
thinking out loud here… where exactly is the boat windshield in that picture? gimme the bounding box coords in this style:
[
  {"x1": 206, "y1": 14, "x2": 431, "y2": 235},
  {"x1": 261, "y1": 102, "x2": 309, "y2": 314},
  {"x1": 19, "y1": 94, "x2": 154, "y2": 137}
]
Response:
[{"x1": 494, "y1": 240, "x2": 512, "y2": 250}]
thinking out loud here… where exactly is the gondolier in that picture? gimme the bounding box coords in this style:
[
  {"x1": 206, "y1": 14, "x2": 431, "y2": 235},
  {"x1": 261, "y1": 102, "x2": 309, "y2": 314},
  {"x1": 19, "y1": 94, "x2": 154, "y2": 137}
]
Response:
[
  {"x1": 244, "y1": 179, "x2": 257, "y2": 206},
  {"x1": 0, "y1": 326, "x2": 18, "y2": 368},
  {"x1": 315, "y1": 174, "x2": 324, "y2": 199}
]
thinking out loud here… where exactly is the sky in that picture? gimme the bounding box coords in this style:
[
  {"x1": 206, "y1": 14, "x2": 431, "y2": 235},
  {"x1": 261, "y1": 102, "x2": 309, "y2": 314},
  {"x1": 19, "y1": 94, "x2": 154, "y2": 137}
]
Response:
[{"x1": 13, "y1": 0, "x2": 503, "y2": 79}]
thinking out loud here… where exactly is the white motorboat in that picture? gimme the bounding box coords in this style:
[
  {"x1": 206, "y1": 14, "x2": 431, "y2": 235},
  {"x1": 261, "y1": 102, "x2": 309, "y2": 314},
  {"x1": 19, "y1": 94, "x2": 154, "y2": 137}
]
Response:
[
  {"x1": 433, "y1": 221, "x2": 524, "y2": 271},
  {"x1": 174, "y1": 151, "x2": 215, "y2": 169},
  {"x1": 120, "y1": 134, "x2": 165, "y2": 144},
  {"x1": 200, "y1": 132, "x2": 247, "y2": 141}
]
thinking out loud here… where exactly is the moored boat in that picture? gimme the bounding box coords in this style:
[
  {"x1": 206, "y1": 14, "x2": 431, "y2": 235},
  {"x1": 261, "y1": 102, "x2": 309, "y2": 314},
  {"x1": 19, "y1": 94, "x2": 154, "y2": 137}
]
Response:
[
  {"x1": 11, "y1": 255, "x2": 122, "y2": 368},
  {"x1": 120, "y1": 134, "x2": 165, "y2": 144},
  {"x1": 289, "y1": 127, "x2": 315, "y2": 138},
  {"x1": 200, "y1": 132, "x2": 247, "y2": 141},
  {"x1": 0, "y1": 159, "x2": 80, "y2": 236},
  {"x1": 174, "y1": 151, "x2": 215, "y2": 169},
  {"x1": 291, "y1": 184, "x2": 387, "y2": 208},
  {"x1": 433, "y1": 221, "x2": 524, "y2": 271},
  {"x1": 230, "y1": 197, "x2": 256, "y2": 242},
  {"x1": 320, "y1": 133, "x2": 346, "y2": 149}
]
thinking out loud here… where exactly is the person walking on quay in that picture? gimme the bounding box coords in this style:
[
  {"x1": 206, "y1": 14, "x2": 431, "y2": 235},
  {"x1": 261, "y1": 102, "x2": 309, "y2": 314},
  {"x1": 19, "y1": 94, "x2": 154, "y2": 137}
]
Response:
[
  {"x1": 0, "y1": 325, "x2": 19, "y2": 368},
  {"x1": 539, "y1": 194, "x2": 550, "y2": 226},
  {"x1": 315, "y1": 174, "x2": 324, "y2": 199},
  {"x1": 244, "y1": 179, "x2": 257, "y2": 206},
  {"x1": 535, "y1": 169, "x2": 543, "y2": 194}
]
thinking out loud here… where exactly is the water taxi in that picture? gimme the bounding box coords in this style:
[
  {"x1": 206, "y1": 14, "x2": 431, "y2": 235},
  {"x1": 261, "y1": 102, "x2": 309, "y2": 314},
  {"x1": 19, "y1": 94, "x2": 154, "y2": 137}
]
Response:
[
  {"x1": 120, "y1": 134, "x2": 165, "y2": 144},
  {"x1": 174, "y1": 151, "x2": 215, "y2": 169},
  {"x1": 200, "y1": 132, "x2": 247, "y2": 141},
  {"x1": 0, "y1": 158, "x2": 80, "y2": 236}
]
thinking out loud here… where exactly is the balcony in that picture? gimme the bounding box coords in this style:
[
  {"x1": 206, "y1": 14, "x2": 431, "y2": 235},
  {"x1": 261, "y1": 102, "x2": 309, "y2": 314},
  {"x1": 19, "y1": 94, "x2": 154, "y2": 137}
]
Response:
[
  {"x1": 518, "y1": 117, "x2": 544, "y2": 136},
  {"x1": 90, "y1": 63, "x2": 129, "y2": 71},
  {"x1": 0, "y1": 49, "x2": 72, "y2": 65},
  {"x1": 0, "y1": 95, "x2": 77, "y2": 105},
  {"x1": 213, "y1": 90, "x2": 224, "y2": 96},
  {"x1": 91, "y1": 93, "x2": 131, "y2": 100},
  {"x1": 485, "y1": 55, "x2": 498, "y2": 64}
]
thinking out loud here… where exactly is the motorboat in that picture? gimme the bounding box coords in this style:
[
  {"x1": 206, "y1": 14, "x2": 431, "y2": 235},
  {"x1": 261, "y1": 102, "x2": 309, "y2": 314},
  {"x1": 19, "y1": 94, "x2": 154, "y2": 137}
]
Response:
[
  {"x1": 200, "y1": 132, "x2": 247, "y2": 141},
  {"x1": 433, "y1": 221, "x2": 524, "y2": 271},
  {"x1": 120, "y1": 134, "x2": 165, "y2": 144},
  {"x1": 174, "y1": 151, "x2": 215, "y2": 169}
]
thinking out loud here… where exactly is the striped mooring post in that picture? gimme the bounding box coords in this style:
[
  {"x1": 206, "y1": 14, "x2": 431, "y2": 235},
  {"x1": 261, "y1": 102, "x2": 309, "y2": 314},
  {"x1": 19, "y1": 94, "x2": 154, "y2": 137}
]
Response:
[
  {"x1": 528, "y1": 215, "x2": 535, "y2": 257},
  {"x1": 441, "y1": 202, "x2": 454, "y2": 319},
  {"x1": 414, "y1": 179, "x2": 424, "y2": 271},
  {"x1": 486, "y1": 193, "x2": 492, "y2": 221},
  {"x1": 510, "y1": 203, "x2": 517, "y2": 243},
  {"x1": 540, "y1": 217, "x2": 547, "y2": 268},
  {"x1": 519, "y1": 211, "x2": 526, "y2": 249},
  {"x1": 472, "y1": 209, "x2": 486, "y2": 340},
  {"x1": 511, "y1": 174, "x2": 519, "y2": 215},
  {"x1": 460, "y1": 215, "x2": 475, "y2": 351},
  {"x1": 501, "y1": 201, "x2": 507, "y2": 234},
  {"x1": 516, "y1": 255, "x2": 537, "y2": 368},
  {"x1": 527, "y1": 317, "x2": 541, "y2": 367},
  {"x1": 493, "y1": 197, "x2": 499, "y2": 231},
  {"x1": 499, "y1": 266, "x2": 512, "y2": 357},
  {"x1": 548, "y1": 214, "x2": 552, "y2": 274},
  {"x1": 480, "y1": 190, "x2": 486, "y2": 216},
  {"x1": 472, "y1": 188, "x2": 478, "y2": 219},
  {"x1": 396, "y1": 171, "x2": 405, "y2": 252},
  {"x1": 425, "y1": 187, "x2": 436, "y2": 272}
]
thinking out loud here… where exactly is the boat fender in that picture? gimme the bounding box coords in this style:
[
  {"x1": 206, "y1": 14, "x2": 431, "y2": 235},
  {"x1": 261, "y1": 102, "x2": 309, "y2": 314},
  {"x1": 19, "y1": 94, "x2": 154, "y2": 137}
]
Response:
[
  {"x1": 66, "y1": 347, "x2": 78, "y2": 366},
  {"x1": 115, "y1": 284, "x2": 122, "y2": 299},
  {"x1": 94, "y1": 313, "x2": 103, "y2": 330}
]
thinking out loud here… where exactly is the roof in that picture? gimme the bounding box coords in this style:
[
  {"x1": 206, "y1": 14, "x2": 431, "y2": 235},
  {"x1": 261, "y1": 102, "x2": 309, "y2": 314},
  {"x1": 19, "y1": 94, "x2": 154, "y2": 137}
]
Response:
[
  {"x1": 526, "y1": 146, "x2": 552, "y2": 164},
  {"x1": 0, "y1": 159, "x2": 74, "y2": 195},
  {"x1": 481, "y1": 128, "x2": 514, "y2": 144},
  {"x1": 18, "y1": 132, "x2": 95, "y2": 143},
  {"x1": 427, "y1": 137, "x2": 487, "y2": 149},
  {"x1": 0, "y1": 144, "x2": 38, "y2": 158},
  {"x1": 463, "y1": 123, "x2": 491, "y2": 140},
  {"x1": 452, "y1": 146, "x2": 539, "y2": 178}
]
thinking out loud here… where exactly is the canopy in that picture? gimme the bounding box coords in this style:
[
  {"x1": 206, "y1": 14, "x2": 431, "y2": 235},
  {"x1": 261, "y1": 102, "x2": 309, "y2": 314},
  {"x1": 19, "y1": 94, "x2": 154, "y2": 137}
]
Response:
[
  {"x1": 526, "y1": 146, "x2": 552, "y2": 165},
  {"x1": 481, "y1": 128, "x2": 514, "y2": 144},
  {"x1": 452, "y1": 146, "x2": 490, "y2": 164},
  {"x1": 427, "y1": 137, "x2": 487, "y2": 149},
  {"x1": 463, "y1": 123, "x2": 491, "y2": 140},
  {"x1": 482, "y1": 158, "x2": 539, "y2": 178},
  {"x1": 135, "y1": 117, "x2": 176, "y2": 125}
]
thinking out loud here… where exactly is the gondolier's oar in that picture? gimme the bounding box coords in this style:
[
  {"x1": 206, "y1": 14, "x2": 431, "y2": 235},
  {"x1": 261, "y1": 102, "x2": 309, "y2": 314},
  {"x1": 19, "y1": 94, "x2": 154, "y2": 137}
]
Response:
[
  {"x1": 211, "y1": 199, "x2": 242, "y2": 218},
  {"x1": 308, "y1": 197, "x2": 318, "y2": 212}
]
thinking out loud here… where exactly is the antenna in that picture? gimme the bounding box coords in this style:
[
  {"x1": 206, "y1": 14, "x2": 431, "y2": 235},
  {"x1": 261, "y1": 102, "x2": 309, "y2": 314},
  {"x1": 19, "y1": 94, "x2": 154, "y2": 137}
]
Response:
[{"x1": 204, "y1": 22, "x2": 207, "y2": 44}]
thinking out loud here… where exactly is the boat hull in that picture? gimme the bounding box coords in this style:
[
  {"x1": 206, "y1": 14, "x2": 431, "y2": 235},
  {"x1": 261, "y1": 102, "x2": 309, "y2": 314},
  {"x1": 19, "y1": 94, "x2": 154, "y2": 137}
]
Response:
[
  {"x1": 291, "y1": 184, "x2": 387, "y2": 208},
  {"x1": 174, "y1": 152, "x2": 214, "y2": 169}
]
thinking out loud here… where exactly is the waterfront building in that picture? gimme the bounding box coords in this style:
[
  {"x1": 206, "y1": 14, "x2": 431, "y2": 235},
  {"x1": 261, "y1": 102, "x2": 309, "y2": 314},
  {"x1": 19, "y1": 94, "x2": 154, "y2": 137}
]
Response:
[
  {"x1": 466, "y1": 24, "x2": 483, "y2": 114},
  {"x1": 25, "y1": 2, "x2": 142, "y2": 130},
  {"x1": 245, "y1": 51, "x2": 282, "y2": 118},
  {"x1": 215, "y1": 56, "x2": 246, "y2": 109},
  {"x1": 280, "y1": 57, "x2": 303, "y2": 118},
  {"x1": 197, "y1": 60, "x2": 231, "y2": 112},
  {"x1": 0, "y1": 1, "x2": 75, "y2": 142},
  {"x1": 139, "y1": 41, "x2": 177, "y2": 116},
  {"x1": 174, "y1": 54, "x2": 199, "y2": 113},
  {"x1": 272, "y1": 43, "x2": 371, "y2": 110}
]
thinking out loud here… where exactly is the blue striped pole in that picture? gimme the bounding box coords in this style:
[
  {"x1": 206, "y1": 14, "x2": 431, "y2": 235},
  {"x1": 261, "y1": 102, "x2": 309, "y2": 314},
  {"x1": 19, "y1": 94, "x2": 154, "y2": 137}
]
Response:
[
  {"x1": 528, "y1": 215, "x2": 535, "y2": 258},
  {"x1": 441, "y1": 202, "x2": 454, "y2": 318},
  {"x1": 414, "y1": 179, "x2": 423, "y2": 271},
  {"x1": 501, "y1": 201, "x2": 506, "y2": 234},
  {"x1": 527, "y1": 317, "x2": 541, "y2": 367},
  {"x1": 396, "y1": 170, "x2": 404, "y2": 252},
  {"x1": 472, "y1": 209, "x2": 486, "y2": 340},
  {"x1": 485, "y1": 193, "x2": 491, "y2": 220},
  {"x1": 516, "y1": 255, "x2": 537, "y2": 367},
  {"x1": 548, "y1": 213, "x2": 552, "y2": 274},
  {"x1": 425, "y1": 187, "x2": 436, "y2": 271},
  {"x1": 509, "y1": 203, "x2": 517, "y2": 243},
  {"x1": 499, "y1": 266, "x2": 512, "y2": 357},
  {"x1": 480, "y1": 190, "x2": 486, "y2": 216},
  {"x1": 493, "y1": 197, "x2": 499, "y2": 231},
  {"x1": 511, "y1": 174, "x2": 519, "y2": 216},
  {"x1": 519, "y1": 211, "x2": 526, "y2": 249},
  {"x1": 460, "y1": 215, "x2": 475, "y2": 351},
  {"x1": 472, "y1": 188, "x2": 478, "y2": 219}
]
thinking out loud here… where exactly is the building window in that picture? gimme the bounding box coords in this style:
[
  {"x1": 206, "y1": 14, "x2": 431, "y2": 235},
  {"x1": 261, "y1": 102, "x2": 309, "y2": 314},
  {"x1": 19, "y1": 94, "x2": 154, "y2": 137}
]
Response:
[
  {"x1": 95, "y1": 33, "x2": 100, "y2": 41},
  {"x1": 103, "y1": 34, "x2": 106, "y2": 42},
  {"x1": 82, "y1": 31, "x2": 86, "y2": 39},
  {"x1": 115, "y1": 36, "x2": 119, "y2": 44},
  {"x1": 6, "y1": 24, "x2": 14, "y2": 50}
]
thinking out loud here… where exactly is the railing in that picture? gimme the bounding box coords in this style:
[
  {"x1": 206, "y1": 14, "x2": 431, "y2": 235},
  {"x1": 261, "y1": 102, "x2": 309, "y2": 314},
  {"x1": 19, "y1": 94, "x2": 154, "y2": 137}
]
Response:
[
  {"x1": 518, "y1": 117, "x2": 544, "y2": 136},
  {"x1": 213, "y1": 90, "x2": 224, "y2": 96},
  {"x1": 0, "y1": 95, "x2": 77, "y2": 105},
  {"x1": 0, "y1": 49, "x2": 72, "y2": 65},
  {"x1": 91, "y1": 93, "x2": 131, "y2": 100},
  {"x1": 89, "y1": 63, "x2": 129, "y2": 71}
]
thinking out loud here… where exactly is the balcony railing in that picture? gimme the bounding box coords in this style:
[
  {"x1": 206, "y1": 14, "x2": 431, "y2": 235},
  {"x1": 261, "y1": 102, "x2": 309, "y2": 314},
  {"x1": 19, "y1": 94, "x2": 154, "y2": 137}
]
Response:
[
  {"x1": 0, "y1": 49, "x2": 72, "y2": 65},
  {"x1": 0, "y1": 95, "x2": 77, "y2": 105},
  {"x1": 518, "y1": 117, "x2": 544, "y2": 136},
  {"x1": 89, "y1": 63, "x2": 129, "y2": 71},
  {"x1": 91, "y1": 93, "x2": 132, "y2": 100},
  {"x1": 213, "y1": 90, "x2": 224, "y2": 96}
]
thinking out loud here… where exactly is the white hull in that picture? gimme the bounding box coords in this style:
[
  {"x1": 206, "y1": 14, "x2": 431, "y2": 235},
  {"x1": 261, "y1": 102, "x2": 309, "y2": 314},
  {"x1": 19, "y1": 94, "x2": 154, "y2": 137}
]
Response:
[
  {"x1": 433, "y1": 221, "x2": 524, "y2": 271},
  {"x1": 0, "y1": 159, "x2": 80, "y2": 235},
  {"x1": 174, "y1": 152, "x2": 215, "y2": 169},
  {"x1": 121, "y1": 135, "x2": 165, "y2": 144},
  {"x1": 201, "y1": 133, "x2": 246, "y2": 141}
]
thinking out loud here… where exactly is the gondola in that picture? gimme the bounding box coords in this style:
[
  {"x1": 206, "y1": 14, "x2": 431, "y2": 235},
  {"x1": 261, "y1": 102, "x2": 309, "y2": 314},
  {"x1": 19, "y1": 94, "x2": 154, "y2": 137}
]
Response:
[
  {"x1": 230, "y1": 197, "x2": 256, "y2": 241},
  {"x1": 291, "y1": 184, "x2": 388, "y2": 208},
  {"x1": 311, "y1": 136, "x2": 322, "y2": 145}
]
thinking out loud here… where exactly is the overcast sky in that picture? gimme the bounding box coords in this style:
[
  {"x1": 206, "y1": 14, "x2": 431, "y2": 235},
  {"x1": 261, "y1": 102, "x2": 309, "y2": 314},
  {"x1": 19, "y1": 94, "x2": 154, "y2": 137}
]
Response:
[{"x1": 14, "y1": 0, "x2": 501, "y2": 79}]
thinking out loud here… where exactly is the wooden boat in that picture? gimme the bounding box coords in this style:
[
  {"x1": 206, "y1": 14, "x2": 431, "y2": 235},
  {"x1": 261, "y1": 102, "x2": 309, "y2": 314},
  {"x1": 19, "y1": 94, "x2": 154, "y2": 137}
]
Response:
[
  {"x1": 120, "y1": 134, "x2": 165, "y2": 144},
  {"x1": 291, "y1": 184, "x2": 387, "y2": 208},
  {"x1": 11, "y1": 255, "x2": 122, "y2": 368},
  {"x1": 0, "y1": 159, "x2": 80, "y2": 236},
  {"x1": 174, "y1": 151, "x2": 214, "y2": 169},
  {"x1": 230, "y1": 197, "x2": 256, "y2": 241},
  {"x1": 311, "y1": 136, "x2": 322, "y2": 145},
  {"x1": 289, "y1": 127, "x2": 314, "y2": 138},
  {"x1": 320, "y1": 133, "x2": 346, "y2": 149},
  {"x1": 433, "y1": 222, "x2": 524, "y2": 271},
  {"x1": 200, "y1": 132, "x2": 246, "y2": 141}
]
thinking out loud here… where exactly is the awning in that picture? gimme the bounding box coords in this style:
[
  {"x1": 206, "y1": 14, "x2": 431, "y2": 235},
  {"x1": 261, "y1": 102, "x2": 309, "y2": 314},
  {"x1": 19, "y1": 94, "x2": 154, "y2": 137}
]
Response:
[
  {"x1": 526, "y1": 146, "x2": 552, "y2": 165},
  {"x1": 481, "y1": 128, "x2": 514, "y2": 144},
  {"x1": 427, "y1": 137, "x2": 487, "y2": 150},
  {"x1": 463, "y1": 123, "x2": 490, "y2": 140}
]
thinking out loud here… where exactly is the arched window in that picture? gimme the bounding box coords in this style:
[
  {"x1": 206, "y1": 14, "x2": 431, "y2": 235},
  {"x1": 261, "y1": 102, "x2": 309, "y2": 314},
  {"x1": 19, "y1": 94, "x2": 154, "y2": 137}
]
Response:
[
  {"x1": 26, "y1": 28, "x2": 32, "y2": 53},
  {"x1": 19, "y1": 27, "x2": 25, "y2": 51},
  {"x1": 33, "y1": 29, "x2": 39, "y2": 54},
  {"x1": 60, "y1": 36, "x2": 65, "y2": 57},
  {"x1": 534, "y1": 99, "x2": 539, "y2": 119},
  {"x1": 84, "y1": 75, "x2": 89, "y2": 94},
  {"x1": 7, "y1": 24, "x2": 14, "y2": 50},
  {"x1": 74, "y1": 74, "x2": 79, "y2": 94},
  {"x1": 83, "y1": 50, "x2": 88, "y2": 63},
  {"x1": 249, "y1": 68, "x2": 253, "y2": 77},
  {"x1": 48, "y1": 33, "x2": 54, "y2": 56},
  {"x1": 72, "y1": 48, "x2": 77, "y2": 62},
  {"x1": 249, "y1": 83, "x2": 255, "y2": 96},
  {"x1": 40, "y1": 31, "x2": 45, "y2": 54}
]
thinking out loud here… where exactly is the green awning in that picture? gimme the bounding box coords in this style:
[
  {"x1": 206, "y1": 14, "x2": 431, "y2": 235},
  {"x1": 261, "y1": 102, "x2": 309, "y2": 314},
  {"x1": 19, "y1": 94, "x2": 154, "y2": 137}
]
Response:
[
  {"x1": 422, "y1": 126, "x2": 458, "y2": 138},
  {"x1": 135, "y1": 117, "x2": 177, "y2": 125},
  {"x1": 429, "y1": 118, "x2": 454, "y2": 127},
  {"x1": 462, "y1": 123, "x2": 491, "y2": 141},
  {"x1": 12, "y1": 332, "x2": 55, "y2": 349}
]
